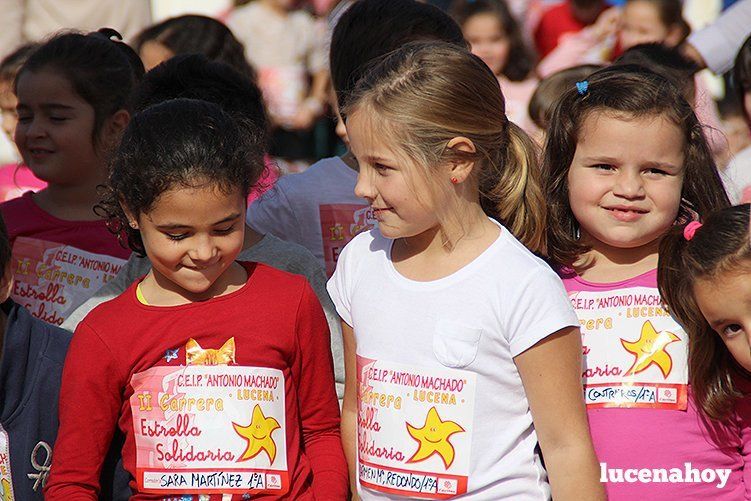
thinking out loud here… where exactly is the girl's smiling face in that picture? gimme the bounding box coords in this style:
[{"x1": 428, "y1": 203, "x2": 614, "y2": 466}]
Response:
[
  {"x1": 14, "y1": 69, "x2": 102, "y2": 185},
  {"x1": 130, "y1": 181, "x2": 246, "y2": 302},
  {"x1": 567, "y1": 112, "x2": 685, "y2": 255},
  {"x1": 347, "y1": 109, "x2": 442, "y2": 242}
]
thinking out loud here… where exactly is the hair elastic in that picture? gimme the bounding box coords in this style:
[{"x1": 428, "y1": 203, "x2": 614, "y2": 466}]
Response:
[
  {"x1": 576, "y1": 80, "x2": 589, "y2": 95},
  {"x1": 683, "y1": 221, "x2": 702, "y2": 241}
]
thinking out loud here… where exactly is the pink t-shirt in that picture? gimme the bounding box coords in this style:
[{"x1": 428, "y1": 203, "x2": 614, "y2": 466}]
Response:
[
  {"x1": 562, "y1": 268, "x2": 751, "y2": 500},
  {"x1": 0, "y1": 191, "x2": 130, "y2": 259},
  {"x1": 0, "y1": 164, "x2": 46, "y2": 202},
  {"x1": 1, "y1": 191, "x2": 131, "y2": 325}
]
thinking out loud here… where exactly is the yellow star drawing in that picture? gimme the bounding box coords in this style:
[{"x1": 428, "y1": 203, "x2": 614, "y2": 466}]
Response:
[
  {"x1": 0, "y1": 478, "x2": 13, "y2": 501},
  {"x1": 233, "y1": 404, "x2": 281, "y2": 464},
  {"x1": 406, "y1": 406, "x2": 464, "y2": 469},
  {"x1": 621, "y1": 320, "x2": 680, "y2": 378}
]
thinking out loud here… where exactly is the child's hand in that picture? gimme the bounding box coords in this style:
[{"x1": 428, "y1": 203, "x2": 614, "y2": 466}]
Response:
[
  {"x1": 593, "y1": 7, "x2": 621, "y2": 42},
  {"x1": 291, "y1": 105, "x2": 317, "y2": 130}
]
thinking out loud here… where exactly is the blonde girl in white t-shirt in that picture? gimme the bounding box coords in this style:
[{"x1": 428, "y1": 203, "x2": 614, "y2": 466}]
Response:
[{"x1": 327, "y1": 41, "x2": 604, "y2": 500}]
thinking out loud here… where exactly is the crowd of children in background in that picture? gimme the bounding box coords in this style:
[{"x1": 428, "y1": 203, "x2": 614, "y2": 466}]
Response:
[{"x1": 2, "y1": 0, "x2": 751, "y2": 499}]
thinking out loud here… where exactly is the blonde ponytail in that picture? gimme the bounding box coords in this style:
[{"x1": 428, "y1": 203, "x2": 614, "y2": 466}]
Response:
[{"x1": 483, "y1": 121, "x2": 546, "y2": 254}]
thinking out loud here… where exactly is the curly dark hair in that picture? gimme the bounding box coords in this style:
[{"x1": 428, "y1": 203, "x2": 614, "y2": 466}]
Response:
[
  {"x1": 542, "y1": 65, "x2": 730, "y2": 268},
  {"x1": 98, "y1": 98, "x2": 265, "y2": 255},
  {"x1": 16, "y1": 28, "x2": 144, "y2": 145},
  {"x1": 450, "y1": 0, "x2": 536, "y2": 81}
]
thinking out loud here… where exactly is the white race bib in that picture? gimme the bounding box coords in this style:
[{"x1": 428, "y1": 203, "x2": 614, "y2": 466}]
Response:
[
  {"x1": 356, "y1": 356, "x2": 476, "y2": 499},
  {"x1": 571, "y1": 287, "x2": 688, "y2": 410},
  {"x1": 11, "y1": 237, "x2": 125, "y2": 325},
  {"x1": 0, "y1": 424, "x2": 14, "y2": 501},
  {"x1": 130, "y1": 365, "x2": 288, "y2": 495}
]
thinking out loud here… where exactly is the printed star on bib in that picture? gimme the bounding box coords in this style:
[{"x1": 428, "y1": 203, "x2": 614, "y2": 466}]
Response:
[
  {"x1": 621, "y1": 320, "x2": 680, "y2": 378},
  {"x1": 406, "y1": 406, "x2": 464, "y2": 469},
  {"x1": 233, "y1": 404, "x2": 280, "y2": 464}
]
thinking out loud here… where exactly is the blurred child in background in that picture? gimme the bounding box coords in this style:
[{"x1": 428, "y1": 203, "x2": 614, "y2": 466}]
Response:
[
  {"x1": 0, "y1": 29, "x2": 141, "y2": 325},
  {"x1": 0, "y1": 43, "x2": 45, "y2": 201},
  {"x1": 723, "y1": 35, "x2": 751, "y2": 203},
  {"x1": 451, "y1": 0, "x2": 539, "y2": 133},
  {"x1": 228, "y1": 0, "x2": 328, "y2": 169}
]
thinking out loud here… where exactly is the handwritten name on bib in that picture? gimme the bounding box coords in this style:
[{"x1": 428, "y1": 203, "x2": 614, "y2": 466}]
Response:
[
  {"x1": 356, "y1": 356, "x2": 476, "y2": 499},
  {"x1": 11, "y1": 237, "x2": 125, "y2": 326},
  {"x1": 571, "y1": 287, "x2": 688, "y2": 410},
  {"x1": 130, "y1": 365, "x2": 288, "y2": 495}
]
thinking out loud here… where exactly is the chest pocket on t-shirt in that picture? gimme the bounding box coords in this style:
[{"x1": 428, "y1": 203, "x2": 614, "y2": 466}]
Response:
[{"x1": 432, "y1": 323, "x2": 482, "y2": 368}]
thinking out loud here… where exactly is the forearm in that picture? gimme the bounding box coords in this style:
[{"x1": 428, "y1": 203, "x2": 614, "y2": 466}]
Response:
[
  {"x1": 341, "y1": 402, "x2": 358, "y2": 495},
  {"x1": 303, "y1": 427, "x2": 349, "y2": 498},
  {"x1": 46, "y1": 326, "x2": 121, "y2": 498},
  {"x1": 309, "y1": 70, "x2": 329, "y2": 104},
  {"x1": 543, "y1": 443, "x2": 604, "y2": 500},
  {"x1": 295, "y1": 285, "x2": 348, "y2": 497},
  {"x1": 688, "y1": 0, "x2": 751, "y2": 74}
]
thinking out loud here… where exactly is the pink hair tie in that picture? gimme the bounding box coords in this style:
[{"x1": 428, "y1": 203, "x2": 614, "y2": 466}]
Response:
[{"x1": 683, "y1": 221, "x2": 703, "y2": 241}]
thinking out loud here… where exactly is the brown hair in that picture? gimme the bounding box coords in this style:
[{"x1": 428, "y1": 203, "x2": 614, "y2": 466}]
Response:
[
  {"x1": 543, "y1": 65, "x2": 729, "y2": 268},
  {"x1": 343, "y1": 41, "x2": 546, "y2": 252},
  {"x1": 625, "y1": 0, "x2": 691, "y2": 45},
  {"x1": 450, "y1": 0, "x2": 536, "y2": 81},
  {"x1": 0, "y1": 43, "x2": 39, "y2": 83},
  {"x1": 528, "y1": 64, "x2": 602, "y2": 130},
  {"x1": 658, "y1": 204, "x2": 751, "y2": 419}
]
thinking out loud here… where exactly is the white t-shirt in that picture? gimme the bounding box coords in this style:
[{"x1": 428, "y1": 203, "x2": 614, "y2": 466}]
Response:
[
  {"x1": 327, "y1": 222, "x2": 578, "y2": 500},
  {"x1": 247, "y1": 156, "x2": 375, "y2": 276},
  {"x1": 722, "y1": 144, "x2": 751, "y2": 205}
]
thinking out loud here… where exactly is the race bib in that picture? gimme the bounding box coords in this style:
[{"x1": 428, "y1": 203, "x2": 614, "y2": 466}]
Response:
[
  {"x1": 130, "y1": 365, "x2": 288, "y2": 495},
  {"x1": 356, "y1": 356, "x2": 476, "y2": 499},
  {"x1": 11, "y1": 237, "x2": 125, "y2": 325},
  {"x1": 0, "y1": 424, "x2": 14, "y2": 501},
  {"x1": 571, "y1": 287, "x2": 688, "y2": 410},
  {"x1": 319, "y1": 204, "x2": 376, "y2": 276}
]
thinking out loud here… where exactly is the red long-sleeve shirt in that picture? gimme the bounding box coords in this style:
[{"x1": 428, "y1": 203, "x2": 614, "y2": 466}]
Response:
[{"x1": 46, "y1": 262, "x2": 347, "y2": 500}]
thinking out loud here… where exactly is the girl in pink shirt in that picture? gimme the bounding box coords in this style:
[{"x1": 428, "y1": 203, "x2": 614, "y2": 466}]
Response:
[
  {"x1": 0, "y1": 43, "x2": 46, "y2": 201},
  {"x1": 0, "y1": 30, "x2": 140, "y2": 324},
  {"x1": 542, "y1": 66, "x2": 740, "y2": 499}
]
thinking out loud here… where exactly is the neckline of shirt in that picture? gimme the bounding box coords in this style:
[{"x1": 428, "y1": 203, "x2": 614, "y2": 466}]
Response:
[{"x1": 383, "y1": 218, "x2": 507, "y2": 290}]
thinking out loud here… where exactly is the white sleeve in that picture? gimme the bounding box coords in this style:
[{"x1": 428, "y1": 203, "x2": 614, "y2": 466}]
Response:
[
  {"x1": 503, "y1": 267, "x2": 579, "y2": 357},
  {"x1": 246, "y1": 181, "x2": 303, "y2": 243},
  {"x1": 326, "y1": 236, "x2": 358, "y2": 327},
  {"x1": 689, "y1": 0, "x2": 751, "y2": 74}
]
